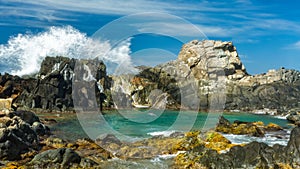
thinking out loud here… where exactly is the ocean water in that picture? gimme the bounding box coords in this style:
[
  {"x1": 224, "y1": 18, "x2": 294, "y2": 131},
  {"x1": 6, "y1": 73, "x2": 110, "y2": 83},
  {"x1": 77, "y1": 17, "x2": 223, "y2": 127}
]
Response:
[{"x1": 50, "y1": 110, "x2": 291, "y2": 146}]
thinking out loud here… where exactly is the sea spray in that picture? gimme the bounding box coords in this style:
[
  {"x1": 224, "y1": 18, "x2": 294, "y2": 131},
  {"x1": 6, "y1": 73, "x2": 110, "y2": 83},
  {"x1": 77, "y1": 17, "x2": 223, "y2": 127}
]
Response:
[{"x1": 0, "y1": 26, "x2": 136, "y2": 76}]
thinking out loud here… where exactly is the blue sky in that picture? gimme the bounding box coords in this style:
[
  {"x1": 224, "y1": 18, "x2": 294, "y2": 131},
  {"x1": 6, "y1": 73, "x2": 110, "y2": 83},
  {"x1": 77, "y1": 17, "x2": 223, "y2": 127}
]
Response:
[{"x1": 0, "y1": 0, "x2": 299, "y2": 75}]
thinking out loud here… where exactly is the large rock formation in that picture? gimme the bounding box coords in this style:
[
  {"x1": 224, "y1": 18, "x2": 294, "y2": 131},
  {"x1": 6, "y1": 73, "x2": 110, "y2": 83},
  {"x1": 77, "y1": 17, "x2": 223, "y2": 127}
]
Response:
[
  {"x1": 15, "y1": 56, "x2": 109, "y2": 111},
  {"x1": 0, "y1": 40, "x2": 299, "y2": 113},
  {"x1": 111, "y1": 40, "x2": 300, "y2": 113}
]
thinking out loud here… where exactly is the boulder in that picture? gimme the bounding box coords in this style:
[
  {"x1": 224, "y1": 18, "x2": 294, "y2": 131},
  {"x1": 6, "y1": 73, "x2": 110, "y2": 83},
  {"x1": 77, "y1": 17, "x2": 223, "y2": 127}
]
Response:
[
  {"x1": 0, "y1": 111, "x2": 49, "y2": 160},
  {"x1": 0, "y1": 98, "x2": 13, "y2": 110},
  {"x1": 30, "y1": 148, "x2": 81, "y2": 168},
  {"x1": 287, "y1": 112, "x2": 300, "y2": 126},
  {"x1": 0, "y1": 116, "x2": 38, "y2": 160},
  {"x1": 11, "y1": 110, "x2": 40, "y2": 125}
]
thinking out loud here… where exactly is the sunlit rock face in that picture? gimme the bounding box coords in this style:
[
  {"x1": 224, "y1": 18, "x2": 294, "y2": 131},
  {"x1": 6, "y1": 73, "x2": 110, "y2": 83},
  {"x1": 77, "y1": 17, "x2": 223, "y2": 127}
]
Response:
[
  {"x1": 178, "y1": 40, "x2": 247, "y2": 80},
  {"x1": 3, "y1": 40, "x2": 299, "y2": 113},
  {"x1": 112, "y1": 40, "x2": 300, "y2": 113}
]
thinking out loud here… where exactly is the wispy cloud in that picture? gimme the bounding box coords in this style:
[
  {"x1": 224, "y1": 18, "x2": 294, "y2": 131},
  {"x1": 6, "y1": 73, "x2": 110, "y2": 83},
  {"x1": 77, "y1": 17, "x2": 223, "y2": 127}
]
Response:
[
  {"x1": 285, "y1": 41, "x2": 300, "y2": 50},
  {"x1": 1, "y1": 0, "x2": 300, "y2": 41}
]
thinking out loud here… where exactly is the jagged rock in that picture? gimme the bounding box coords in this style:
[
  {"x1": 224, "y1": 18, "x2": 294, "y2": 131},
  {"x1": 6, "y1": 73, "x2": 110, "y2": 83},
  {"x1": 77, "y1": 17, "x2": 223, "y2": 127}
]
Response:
[
  {"x1": 1, "y1": 40, "x2": 299, "y2": 113},
  {"x1": 286, "y1": 127, "x2": 300, "y2": 166},
  {"x1": 287, "y1": 112, "x2": 300, "y2": 126},
  {"x1": 178, "y1": 40, "x2": 247, "y2": 80},
  {"x1": 0, "y1": 111, "x2": 49, "y2": 160},
  {"x1": 108, "y1": 40, "x2": 300, "y2": 113},
  {"x1": 15, "y1": 56, "x2": 109, "y2": 111},
  {"x1": 175, "y1": 127, "x2": 300, "y2": 169},
  {"x1": 0, "y1": 116, "x2": 38, "y2": 160}
]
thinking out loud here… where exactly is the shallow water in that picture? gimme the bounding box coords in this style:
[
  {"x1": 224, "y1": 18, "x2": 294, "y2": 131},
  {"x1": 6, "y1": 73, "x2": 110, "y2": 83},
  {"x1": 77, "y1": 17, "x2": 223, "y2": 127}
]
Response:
[
  {"x1": 49, "y1": 110, "x2": 291, "y2": 145},
  {"x1": 46, "y1": 110, "x2": 292, "y2": 168}
]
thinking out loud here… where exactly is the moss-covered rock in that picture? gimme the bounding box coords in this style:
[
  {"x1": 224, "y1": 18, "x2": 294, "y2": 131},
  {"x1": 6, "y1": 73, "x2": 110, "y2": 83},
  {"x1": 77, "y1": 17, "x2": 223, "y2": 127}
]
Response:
[{"x1": 216, "y1": 116, "x2": 284, "y2": 137}]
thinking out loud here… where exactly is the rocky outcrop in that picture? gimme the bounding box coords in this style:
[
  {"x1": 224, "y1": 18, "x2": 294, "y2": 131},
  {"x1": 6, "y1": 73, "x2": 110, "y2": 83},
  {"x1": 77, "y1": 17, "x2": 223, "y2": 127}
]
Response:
[
  {"x1": 111, "y1": 40, "x2": 300, "y2": 113},
  {"x1": 0, "y1": 110, "x2": 49, "y2": 160},
  {"x1": 15, "y1": 56, "x2": 109, "y2": 111},
  {"x1": 0, "y1": 40, "x2": 299, "y2": 113},
  {"x1": 0, "y1": 73, "x2": 34, "y2": 110},
  {"x1": 216, "y1": 116, "x2": 283, "y2": 137},
  {"x1": 287, "y1": 112, "x2": 300, "y2": 126},
  {"x1": 174, "y1": 126, "x2": 300, "y2": 169},
  {"x1": 29, "y1": 148, "x2": 81, "y2": 168}
]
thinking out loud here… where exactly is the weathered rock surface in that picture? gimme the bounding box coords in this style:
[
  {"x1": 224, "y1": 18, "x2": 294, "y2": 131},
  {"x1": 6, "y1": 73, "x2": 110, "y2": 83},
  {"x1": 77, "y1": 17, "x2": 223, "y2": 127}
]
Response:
[
  {"x1": 0, "y1": 111, "x2": 49, "y2": 160},
  {"x1": 0, "y1": 40, "x2": 299, "y2": 113},
  {"x1": 14, "y1": 56, "x2": 109, "y2": 111},
  {"x1": 174, "y1": 126, "x2": 300, "y2": 169},
  {"x1": 30, "y1": 148, "x2": 81, "y2": 168},
  {"x1": 216, "y1": 116, "x2": 278, "y2": 137},
  {"x1": 111, "y1": 40, "x2": 300, "y2": 113},
  {"x1": 287, "y1": 111, "x2": 300, "y2": 126}
]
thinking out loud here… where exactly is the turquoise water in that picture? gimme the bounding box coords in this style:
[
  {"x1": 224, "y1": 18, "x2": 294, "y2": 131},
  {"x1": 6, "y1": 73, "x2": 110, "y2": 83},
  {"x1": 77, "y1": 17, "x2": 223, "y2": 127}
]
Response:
[{"x1": 50, "y1": 110, "x2": 291, "y2": 142}]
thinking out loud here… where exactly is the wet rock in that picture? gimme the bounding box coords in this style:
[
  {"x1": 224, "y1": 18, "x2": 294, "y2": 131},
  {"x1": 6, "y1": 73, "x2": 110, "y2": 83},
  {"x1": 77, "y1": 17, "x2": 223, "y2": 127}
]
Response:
[
  {"x1": 32, "y1": 121, "x2": 50, "y2": 136},
  {"x1": 0, "y1": 116, "x2": 38, "y2": 160},
  {"x1": 216, "y1": 116, "x2": 265, "y2": 137},
  {"x1": 265, "y1": 122, "x2": 283, "y2": 131},
  {"x1": 287, "y1": 112, "x2": 300, "y2": 126},
  {"x1": 11, "y1": 110, "x2": 40, "y2": 125},
  {"x1": 175, "y1": 127, "x2": 300, "y2": 169},
  {"x1": 30, "y1": 148, "x2": 81, "y2": 168},
  {"x1": 204, "y1": 131, "x2": 235, "y2": 152},
  {"x1": 0, "y1": 110, "x2": 51, "y2": 161},
  {"x1": 73, "y1": 138, "x2": 112, "y2": 163}
]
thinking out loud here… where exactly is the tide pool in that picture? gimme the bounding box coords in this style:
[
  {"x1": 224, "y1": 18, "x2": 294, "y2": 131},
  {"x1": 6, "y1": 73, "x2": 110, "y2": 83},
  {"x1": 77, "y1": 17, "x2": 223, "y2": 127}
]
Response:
[{"x1": 49, "y1": 110, "x2": 291, "y2": 145}]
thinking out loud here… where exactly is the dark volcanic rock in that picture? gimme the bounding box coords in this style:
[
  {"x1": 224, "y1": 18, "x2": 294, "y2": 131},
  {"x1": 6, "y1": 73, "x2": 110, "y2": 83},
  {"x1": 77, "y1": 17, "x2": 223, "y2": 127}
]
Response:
[
  {"x1": 175, "y1": 127, "x2": 300, "y2": 169},
  {"x1": 15, "y1": 56, "x2": 110, "y2": 111},
  {"x1": 0, "y1": 111, "x2": 50, "y2": 161},
  {"x1": 287, "y1": 112, "x2": 300, "y2": 126},
  {"x1": 286, "y1": 127, "x2": 300, "y2": 165},
  {"x1": 11, "y1": 110, "x2": 40, "y2": 125}
]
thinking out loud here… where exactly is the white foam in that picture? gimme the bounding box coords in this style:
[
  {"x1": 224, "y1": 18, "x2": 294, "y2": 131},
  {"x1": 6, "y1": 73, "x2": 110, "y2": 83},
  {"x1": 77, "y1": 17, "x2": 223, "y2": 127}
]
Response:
[
  {"x1": 157, "y1": 151, "x2": 185, "y2": 159},
  {"x1": 274, "y1": 114, "x2": 289, "y2": 120},
  {"x1": 0, "y1": 26, "x2": 137, "y2": 76},
  {"x1": 147, "y1": 130, "x2": 176, "y2": 137},
  {"x1": 223, "y1": 133, "x2": 289, "y2": 146}
]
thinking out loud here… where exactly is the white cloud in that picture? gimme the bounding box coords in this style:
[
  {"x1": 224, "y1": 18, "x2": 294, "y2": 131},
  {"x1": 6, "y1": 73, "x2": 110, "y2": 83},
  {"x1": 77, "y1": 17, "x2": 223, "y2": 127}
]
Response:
[
  {"x1": 2, "y1": 0, "x2": 300, "y2": 41},
  {"x1": 285, "y1": 41, "x2": 300, "y2": 50}
]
